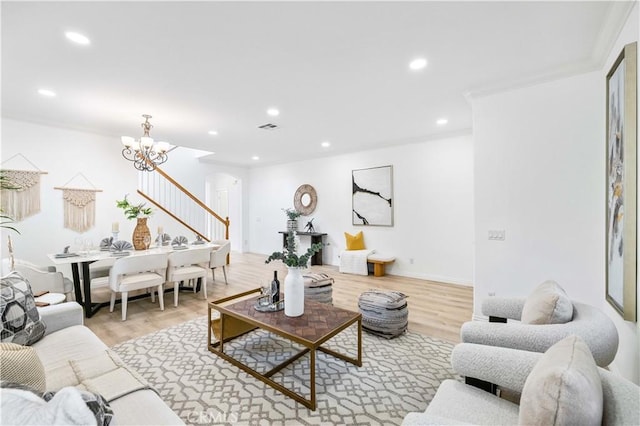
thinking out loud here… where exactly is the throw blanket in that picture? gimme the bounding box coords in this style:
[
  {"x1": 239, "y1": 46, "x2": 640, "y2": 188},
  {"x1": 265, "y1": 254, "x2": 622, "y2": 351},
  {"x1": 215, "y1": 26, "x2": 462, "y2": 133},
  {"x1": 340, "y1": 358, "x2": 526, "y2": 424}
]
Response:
[
  {"x1": 1, "y1": 384, "x2": 113, "y2": 426},
  {"x1": 339, "y1": 249, "x2": 375, "y2": 276},
  {"x1": 70, "y1": 350, "x2": 154, "y2": 402}
]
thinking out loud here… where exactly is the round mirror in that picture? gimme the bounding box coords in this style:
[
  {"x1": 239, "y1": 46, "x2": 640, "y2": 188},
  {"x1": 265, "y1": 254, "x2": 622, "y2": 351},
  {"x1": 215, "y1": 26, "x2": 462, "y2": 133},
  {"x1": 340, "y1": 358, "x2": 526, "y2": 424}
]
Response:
[{"x1": 294, "y1": 184, "x2": 317, "y2": 215}]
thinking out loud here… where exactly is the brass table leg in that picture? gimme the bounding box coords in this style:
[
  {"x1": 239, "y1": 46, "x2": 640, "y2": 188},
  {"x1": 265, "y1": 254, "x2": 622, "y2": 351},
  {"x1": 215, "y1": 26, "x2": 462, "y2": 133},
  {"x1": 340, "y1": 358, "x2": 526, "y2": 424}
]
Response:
[{"x1": 310, "y1": 346, "x2": 316, "y2": 410}]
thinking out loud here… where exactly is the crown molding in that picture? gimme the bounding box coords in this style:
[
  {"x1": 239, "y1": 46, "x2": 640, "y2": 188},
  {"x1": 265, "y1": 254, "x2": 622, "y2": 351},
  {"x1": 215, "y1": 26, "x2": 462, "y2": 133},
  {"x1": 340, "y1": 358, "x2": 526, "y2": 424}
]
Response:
[{"x1": 464, "y1": 1, "x2": 636, "y2": 102}]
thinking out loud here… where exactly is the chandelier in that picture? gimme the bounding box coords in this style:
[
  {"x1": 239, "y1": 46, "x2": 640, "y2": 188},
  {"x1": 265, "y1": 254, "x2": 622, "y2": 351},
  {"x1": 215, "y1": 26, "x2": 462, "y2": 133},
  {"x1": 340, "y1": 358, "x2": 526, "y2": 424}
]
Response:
[{"x1": 121, "y1": 114, "x2": 170, "y2": 172}]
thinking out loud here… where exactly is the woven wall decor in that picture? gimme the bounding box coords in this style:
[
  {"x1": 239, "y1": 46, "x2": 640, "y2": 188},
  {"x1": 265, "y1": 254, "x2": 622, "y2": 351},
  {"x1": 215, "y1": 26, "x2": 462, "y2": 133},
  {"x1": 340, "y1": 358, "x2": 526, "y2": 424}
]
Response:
[
  {"x1": 54, "y1": 173, "x2": 102, "y2": 233},
  {"x1": 293, "y1": 184, "x2": 317, "y2": 216},
  {"x1": 1, "y1": 169, "x2": 47, "y2": 221},
  {"x1": 61, "y1": 188, "x2": 100, "y2": 232},
  {"x1": 1, "y1": 154, "x2": 48, "y2": 222}
]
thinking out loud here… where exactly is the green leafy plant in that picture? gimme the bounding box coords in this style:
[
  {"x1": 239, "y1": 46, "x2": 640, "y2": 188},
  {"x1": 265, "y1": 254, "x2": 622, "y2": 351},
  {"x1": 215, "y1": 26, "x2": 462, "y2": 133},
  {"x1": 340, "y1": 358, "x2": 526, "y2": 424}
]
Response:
[
  {"x1": 0, "y1": 171, "x2": 20, "y2": 234},
  {"x1": 116, "y1": 195, "x2": 153, "y2": 220},
  {"x1": 265, "y1": 231, "x2": 322, "y2": 267},
  {"x1": 283, "y1": 207, "x2": 302, "y2": 220}
]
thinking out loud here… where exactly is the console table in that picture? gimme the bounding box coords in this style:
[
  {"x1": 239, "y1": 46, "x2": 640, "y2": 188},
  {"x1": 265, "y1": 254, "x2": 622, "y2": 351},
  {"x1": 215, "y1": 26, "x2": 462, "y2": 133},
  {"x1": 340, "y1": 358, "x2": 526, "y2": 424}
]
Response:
[{"x1": 279, "y1": 231, "x2": 327, "y2": 265}]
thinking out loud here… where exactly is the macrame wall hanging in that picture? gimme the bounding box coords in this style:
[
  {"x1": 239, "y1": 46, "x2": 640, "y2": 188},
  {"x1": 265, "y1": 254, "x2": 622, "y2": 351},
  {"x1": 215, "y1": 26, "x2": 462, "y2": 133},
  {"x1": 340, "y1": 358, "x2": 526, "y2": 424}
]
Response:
[
  {"x1": 0, "y1": 153, "x2": 48, "y2": 221},
  {"x1": 54, "y1": 173, "x2": 102, "y2": 233}
]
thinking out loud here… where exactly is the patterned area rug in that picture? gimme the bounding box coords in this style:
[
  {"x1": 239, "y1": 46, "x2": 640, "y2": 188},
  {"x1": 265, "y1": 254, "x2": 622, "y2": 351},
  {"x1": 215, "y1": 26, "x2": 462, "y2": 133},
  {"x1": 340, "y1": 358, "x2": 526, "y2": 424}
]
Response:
[{"x1": 112, "y1": 316, "x2": 456, "y2": 425}]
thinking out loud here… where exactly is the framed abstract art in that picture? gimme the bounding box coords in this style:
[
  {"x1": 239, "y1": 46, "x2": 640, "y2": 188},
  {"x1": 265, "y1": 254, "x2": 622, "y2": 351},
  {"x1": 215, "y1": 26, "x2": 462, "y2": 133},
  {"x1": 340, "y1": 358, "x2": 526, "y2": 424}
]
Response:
[
  {"x1": 605, "y1": 42, "x2": 637, "y2": 322},
  {"x1": 352, "y1": 165, "x2": 393, "y2": 226}
]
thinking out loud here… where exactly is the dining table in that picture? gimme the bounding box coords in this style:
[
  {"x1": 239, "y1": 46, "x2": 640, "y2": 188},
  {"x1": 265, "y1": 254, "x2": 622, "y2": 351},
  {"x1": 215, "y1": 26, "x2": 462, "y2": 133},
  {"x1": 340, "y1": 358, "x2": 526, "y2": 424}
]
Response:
[{"x1": 48, "y1": 243, "x2": 221, "y2": 318}]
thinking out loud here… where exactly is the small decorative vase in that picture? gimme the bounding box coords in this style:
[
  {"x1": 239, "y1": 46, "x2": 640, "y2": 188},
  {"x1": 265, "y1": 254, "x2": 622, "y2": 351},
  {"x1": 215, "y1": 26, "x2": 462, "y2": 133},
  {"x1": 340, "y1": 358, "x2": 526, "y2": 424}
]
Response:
[
  {"x1": 284, "y1": 266, "x2": 305, "y2": 317},
  {"x1": 132, "y1": 217, "x2": 151, "y2": 250},
  {"x1": 287, "y1": 219, "x2": 298, "y2": 233}
]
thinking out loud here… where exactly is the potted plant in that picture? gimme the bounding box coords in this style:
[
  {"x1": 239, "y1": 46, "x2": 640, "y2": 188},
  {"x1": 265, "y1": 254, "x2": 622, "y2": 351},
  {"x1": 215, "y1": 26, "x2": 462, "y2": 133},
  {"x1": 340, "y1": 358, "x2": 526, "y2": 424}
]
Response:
[
  {"x1": 116, "y1": 195, "x2": 153, "y2": 250},
  {"x1": 266, "y1": 232, "x2": 321, "y2": 317},
  {"x1": 283, "y1": 207, "x2": 302, "y2": 232}
]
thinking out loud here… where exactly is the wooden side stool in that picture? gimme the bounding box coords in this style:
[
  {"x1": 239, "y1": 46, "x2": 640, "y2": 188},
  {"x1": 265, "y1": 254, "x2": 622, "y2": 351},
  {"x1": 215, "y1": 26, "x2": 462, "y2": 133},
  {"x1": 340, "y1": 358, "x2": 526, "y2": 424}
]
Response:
[{"x1": 367, "y1": 254, "x2": 395, "y2": 277}]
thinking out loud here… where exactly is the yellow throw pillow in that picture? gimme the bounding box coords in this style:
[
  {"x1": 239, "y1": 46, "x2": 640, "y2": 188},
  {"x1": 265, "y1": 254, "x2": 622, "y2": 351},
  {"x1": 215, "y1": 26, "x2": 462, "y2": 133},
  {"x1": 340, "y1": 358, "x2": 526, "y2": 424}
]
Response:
[{"x1": 345, "y1": 231, "x2": 365, "y2": 250}]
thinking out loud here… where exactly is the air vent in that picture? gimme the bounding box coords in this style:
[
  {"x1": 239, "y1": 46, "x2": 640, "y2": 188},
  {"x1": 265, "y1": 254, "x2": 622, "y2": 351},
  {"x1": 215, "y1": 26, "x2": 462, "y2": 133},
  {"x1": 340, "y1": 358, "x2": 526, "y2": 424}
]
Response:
[{"x1": 258, "y1": 123, "x2": 278, "y2": 130}]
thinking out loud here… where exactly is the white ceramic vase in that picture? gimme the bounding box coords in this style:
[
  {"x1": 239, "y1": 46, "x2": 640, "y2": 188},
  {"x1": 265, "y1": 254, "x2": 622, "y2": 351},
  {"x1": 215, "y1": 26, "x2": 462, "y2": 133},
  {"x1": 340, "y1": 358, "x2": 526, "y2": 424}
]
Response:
[
  {"x1": 284, "y1": 266, "x2": 305, "y2": 317},
  {"x1": 287, "y1": 219, "x2": 298, "y2": 232}
]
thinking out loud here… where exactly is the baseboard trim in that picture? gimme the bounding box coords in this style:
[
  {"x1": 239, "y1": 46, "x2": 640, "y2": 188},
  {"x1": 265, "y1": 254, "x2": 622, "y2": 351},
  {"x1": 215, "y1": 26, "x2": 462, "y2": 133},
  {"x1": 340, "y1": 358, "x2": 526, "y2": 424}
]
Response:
[
  {"x1": 323, "y1": 261, "x2": 473, "y2": 287},
  {"x1": 396, "y1": 271, "x2": 473, "y2": 287}
]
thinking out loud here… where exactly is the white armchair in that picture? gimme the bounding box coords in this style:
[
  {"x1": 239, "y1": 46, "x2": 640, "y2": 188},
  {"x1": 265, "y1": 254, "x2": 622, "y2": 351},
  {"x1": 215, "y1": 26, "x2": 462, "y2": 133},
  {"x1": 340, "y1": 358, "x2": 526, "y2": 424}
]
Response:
[
  {"x1": 209, "y1": 240, "x2": 230, "y2": 284},
  {"x1": 461, "y1": 281, "x2": 619, "y2": 367},
  {"x1": 403, "y1": 338, "x2": 640, "y2": 425},
  {"x1": 2, "y1": 258, "x2": 74, "y2": 300},
  {"x1": 461, "y1": 297, "x2": 619, "y2": 367}
]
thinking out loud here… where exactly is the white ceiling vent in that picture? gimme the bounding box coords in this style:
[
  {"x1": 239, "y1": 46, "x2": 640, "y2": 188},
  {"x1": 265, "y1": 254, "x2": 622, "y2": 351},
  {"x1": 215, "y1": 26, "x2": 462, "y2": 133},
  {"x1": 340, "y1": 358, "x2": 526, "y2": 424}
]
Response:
[{"x1": 258, "y1": 123, "x2": 278, "y2": 130}]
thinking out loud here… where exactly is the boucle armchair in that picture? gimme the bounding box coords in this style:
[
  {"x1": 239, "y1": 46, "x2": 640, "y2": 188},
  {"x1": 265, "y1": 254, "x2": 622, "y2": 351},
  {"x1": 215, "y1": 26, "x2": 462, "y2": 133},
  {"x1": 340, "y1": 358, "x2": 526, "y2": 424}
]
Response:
[
  {"x1": 461, "y1": 281, "x2": 618, "y2": 367},
  {"x1": 461, "y1": 297, "x2": 619, "y2": 367},
  {"x1": 403, "y1": 338, "x2": 640, "y2": 425}
]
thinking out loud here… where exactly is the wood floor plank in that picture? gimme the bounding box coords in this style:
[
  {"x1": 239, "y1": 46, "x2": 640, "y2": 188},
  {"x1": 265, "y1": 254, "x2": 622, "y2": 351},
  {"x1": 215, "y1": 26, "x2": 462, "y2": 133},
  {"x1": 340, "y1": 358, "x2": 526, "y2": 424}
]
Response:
[{"x1": 84, "y1": 252, "x2": 474, "y2": 347}]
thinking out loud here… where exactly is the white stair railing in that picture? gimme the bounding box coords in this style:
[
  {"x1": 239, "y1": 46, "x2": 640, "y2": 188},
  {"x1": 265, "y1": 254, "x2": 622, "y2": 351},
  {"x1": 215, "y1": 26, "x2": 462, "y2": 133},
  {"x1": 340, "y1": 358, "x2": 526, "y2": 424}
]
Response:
[{"x1": 137, "y1": 168, "x2": 229, "y2": 242}]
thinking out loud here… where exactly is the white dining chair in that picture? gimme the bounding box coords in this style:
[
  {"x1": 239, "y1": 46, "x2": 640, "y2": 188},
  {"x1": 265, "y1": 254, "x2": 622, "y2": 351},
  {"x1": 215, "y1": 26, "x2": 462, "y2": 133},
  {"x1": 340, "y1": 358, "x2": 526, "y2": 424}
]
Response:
[
  {"x1": 91, "y1": 252, "x2": 168, "y2": 321},
  {"x1": 166, "y1": 247, "x2": 211, "y2": 307},
  {"x1": 209, "y1": 240, "x2": 230, "y2": 285},
  {"x1": 2, "y1": 258, "x2": 74, "y2": 300}
]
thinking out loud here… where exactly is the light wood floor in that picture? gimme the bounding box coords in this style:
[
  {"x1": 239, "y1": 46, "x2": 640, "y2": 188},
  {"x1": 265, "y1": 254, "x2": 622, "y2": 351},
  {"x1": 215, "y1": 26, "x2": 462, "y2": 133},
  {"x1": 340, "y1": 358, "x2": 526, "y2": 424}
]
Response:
[{"x1": 84, "y1": 252, "x2": 474, "y2": 347}]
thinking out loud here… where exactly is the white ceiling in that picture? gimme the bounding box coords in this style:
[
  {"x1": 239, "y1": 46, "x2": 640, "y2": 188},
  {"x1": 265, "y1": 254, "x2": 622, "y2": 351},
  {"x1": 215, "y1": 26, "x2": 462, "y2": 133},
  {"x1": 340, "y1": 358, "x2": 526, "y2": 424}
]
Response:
[{"x1": 1, "y1": 1, "x2": 633, "y2": 167}]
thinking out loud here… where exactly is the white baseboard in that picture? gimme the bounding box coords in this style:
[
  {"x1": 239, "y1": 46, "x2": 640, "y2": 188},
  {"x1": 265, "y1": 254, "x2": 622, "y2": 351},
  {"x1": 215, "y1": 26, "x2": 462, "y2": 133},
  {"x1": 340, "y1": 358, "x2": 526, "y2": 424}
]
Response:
[
  {"x1": 398, "y1": 271, "x2": 473, "y2": 287},
  {"x1": 322, "y1": 261, "x2": 473, "y2": 286}
]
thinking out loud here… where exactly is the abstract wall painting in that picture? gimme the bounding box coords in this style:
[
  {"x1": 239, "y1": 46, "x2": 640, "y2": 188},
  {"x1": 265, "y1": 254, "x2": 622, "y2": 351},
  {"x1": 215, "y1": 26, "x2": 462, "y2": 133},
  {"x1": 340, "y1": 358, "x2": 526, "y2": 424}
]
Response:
[
  {"x1": 605, "y1": 42, "x2": 637, "y2": 322},
  {"x1": 352, "y1": 165, "x2": 393, "y2": 226}
]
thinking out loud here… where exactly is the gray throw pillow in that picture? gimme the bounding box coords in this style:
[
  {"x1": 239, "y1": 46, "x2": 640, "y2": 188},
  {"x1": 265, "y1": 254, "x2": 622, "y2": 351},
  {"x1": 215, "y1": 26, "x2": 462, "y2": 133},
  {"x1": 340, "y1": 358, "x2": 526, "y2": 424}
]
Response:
[
  {"x1": 1, "y1": 272, "x2": 46, "y2": 345},
  {"x1": 521, "y1": 280, "x2": 573, "y2": 324},
  {"x1": 519, "y1": 335, "x2": 602, "y2": 425}
]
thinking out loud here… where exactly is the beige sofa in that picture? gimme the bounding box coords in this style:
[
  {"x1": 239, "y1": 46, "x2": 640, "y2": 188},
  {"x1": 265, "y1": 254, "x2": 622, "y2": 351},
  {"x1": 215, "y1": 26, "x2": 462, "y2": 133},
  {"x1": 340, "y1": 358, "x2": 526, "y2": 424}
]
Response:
[{"x1": 32, "y1": 302, "x2": 183, "y2": 425}]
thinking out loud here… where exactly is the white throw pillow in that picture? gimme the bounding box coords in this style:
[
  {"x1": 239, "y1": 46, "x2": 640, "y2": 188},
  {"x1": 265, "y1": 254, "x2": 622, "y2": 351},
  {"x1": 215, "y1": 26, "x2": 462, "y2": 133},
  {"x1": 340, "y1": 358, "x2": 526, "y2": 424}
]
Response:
[
  {"x1": 519, "y1": 335, "x2": 602, "y2": 425},
  {"x1": 521, "y1": 280, "x2": 573, "y2": 324}
]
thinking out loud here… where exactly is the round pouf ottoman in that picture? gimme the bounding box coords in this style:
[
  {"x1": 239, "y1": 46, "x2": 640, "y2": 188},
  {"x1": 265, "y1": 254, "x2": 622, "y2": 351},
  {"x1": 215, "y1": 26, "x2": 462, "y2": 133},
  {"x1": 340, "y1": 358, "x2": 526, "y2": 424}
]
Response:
[
  {"x1": 358, "y1": 289, "x2": 408, "y2": 339},
  {"x1": 303, "y1": 273, "x2": 334, "y2": 304}
]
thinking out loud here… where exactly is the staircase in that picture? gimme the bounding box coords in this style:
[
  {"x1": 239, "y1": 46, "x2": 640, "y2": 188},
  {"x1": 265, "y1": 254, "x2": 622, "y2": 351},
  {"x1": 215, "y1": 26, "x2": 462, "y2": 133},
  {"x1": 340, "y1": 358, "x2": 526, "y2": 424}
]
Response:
[{"x1": 137, "y1": 167, "x2": 229, "y2": 242}]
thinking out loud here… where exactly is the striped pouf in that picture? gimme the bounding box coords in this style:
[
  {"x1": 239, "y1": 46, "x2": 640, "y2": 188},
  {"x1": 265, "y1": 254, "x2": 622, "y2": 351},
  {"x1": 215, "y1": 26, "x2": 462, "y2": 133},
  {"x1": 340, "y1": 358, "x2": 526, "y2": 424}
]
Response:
[
  {"x1": 303, "y1": 273, "x2": 334, "y2": 304},
  {"x1": 358, "y1": 289, "x2": 408, "y2": 339}
]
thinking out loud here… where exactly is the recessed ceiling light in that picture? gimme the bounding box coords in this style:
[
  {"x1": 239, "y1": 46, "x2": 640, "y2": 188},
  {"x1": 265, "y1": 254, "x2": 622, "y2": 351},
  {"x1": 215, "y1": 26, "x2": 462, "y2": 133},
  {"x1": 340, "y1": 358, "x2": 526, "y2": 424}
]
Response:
[
  {"x1": 436, "y1": 118, "x2": 448, "y2": 125},
  {"x1": 252, "y1": 155, "x2": 260, "y2": 160},
  {"x1": 65, "y1": 31, "x2": 90, "y2": 45},
  {"x1": 266, "y1": 108, "x2": 280, "y2": 117},
  {"x1": 409, "y1": 58, "x2": 427, "y2": 71},
  {"x1": 208, "y1": 130, "x2": 218, "y2": 136},
  {"x1": 37, "y1": 89, "x2": 56, "y2": 97},
  {"x1": 321, "y1": 141, "x2": 331, "y2": 148}
]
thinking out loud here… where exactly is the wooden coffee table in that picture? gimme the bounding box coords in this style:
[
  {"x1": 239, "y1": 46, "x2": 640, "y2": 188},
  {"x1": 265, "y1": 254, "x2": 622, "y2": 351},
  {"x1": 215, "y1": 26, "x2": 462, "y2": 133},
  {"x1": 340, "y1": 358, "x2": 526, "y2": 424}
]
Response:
[{"x1": 207, "y1": 289, "x2": 362, "y2": 410}]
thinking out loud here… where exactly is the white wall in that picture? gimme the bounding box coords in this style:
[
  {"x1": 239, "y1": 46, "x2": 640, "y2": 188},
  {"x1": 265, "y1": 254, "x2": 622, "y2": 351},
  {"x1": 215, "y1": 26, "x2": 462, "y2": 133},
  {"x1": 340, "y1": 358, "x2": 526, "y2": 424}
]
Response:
[
  {"x1": 1, "y1": 118, "x2": 138, "y2": 268},
  {"x1": 600, "y1": 2, "x2": 639, "y2": 384},
  {"x1": 248, "y1": 134, "x2": 474, "y2": 285},
  {"x1": 472, "y1": 2, "x2": 638, "y2": 383},
  {"x1": 0, "y1": 119, "x2": 219, "y2": 270},
  {"x1": 472, "y1": 71, "x2": 604, "y2": 305}
]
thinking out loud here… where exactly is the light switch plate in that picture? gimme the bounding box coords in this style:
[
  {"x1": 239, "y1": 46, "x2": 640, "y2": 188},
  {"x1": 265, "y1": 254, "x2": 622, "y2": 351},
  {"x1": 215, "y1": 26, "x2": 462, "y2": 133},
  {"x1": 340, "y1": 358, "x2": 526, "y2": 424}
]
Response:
[{"x1": 488, "y1": 230, "x2": 506, "y2": 240}]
